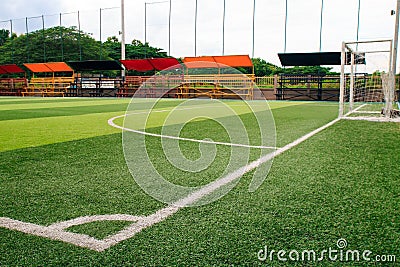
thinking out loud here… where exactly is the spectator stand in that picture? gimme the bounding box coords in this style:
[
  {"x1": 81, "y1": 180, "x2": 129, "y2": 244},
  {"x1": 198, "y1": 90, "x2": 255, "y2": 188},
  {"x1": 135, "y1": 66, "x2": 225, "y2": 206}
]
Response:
[
  {"x1": 0, "y1": 64, "x2": 27, "y2": 96},
  {"x1": 22, "y1": 62, "x2": 74, "y2": 97},
  {"x1": 67, "y1": 60, "x2": 123, "y2": 97},
  {"x1": 119, "y1": 58, "x2": 182, "y2": 98},
  {"x1": 277, "y1": 52, "x2": 343, "y2": 101},
  {"x1": 181, "y1": 55, "x2": 255, "y2": 100}
]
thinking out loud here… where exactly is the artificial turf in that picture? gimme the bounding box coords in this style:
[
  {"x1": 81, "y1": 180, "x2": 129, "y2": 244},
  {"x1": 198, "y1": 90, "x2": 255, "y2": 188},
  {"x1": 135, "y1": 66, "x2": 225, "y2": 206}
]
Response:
[{"x1": 0, "y1": 97, "x2": 398, "y2": 266}]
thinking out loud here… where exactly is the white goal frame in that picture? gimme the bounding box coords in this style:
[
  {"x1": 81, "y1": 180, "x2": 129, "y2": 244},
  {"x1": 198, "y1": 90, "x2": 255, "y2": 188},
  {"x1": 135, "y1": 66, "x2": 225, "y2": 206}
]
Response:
[{"x1": 339, "y1": 39, "x2": 395, "y2": 120}]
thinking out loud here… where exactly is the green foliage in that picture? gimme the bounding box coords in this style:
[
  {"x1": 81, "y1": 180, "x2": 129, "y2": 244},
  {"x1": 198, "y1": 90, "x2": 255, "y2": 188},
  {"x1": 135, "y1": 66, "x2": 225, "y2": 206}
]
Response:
[
  {"x1": 103, "y1": 37, "x2": 167, "y2": 61},
  {"x1": 102, "y1": 38, "x2": 168, "y2": 75},
  {"x1": 0, "y1": 29, "x2": 10, "y2": 46},
  {"x1": 279, "y1": 65, "x2": 337, "y2": 75},
  {"x1": 0, "y1": 26, "x2": 103, "y2": 65},
  {"x1": 251, "y1": 58, "x2": 338, "y2": 77},
  {"x1": 250, "y1": 58, "x2": 338, "y2": 77},
  {"x1": 0, "y1": 26, "x2": 167, "y2": 66},
  {"x1": 251, "y1": 57, "x2": 280, "y2": 76}
]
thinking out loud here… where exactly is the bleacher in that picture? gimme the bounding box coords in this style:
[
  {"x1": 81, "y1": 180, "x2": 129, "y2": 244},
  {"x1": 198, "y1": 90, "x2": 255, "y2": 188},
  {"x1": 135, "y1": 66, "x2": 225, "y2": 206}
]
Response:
[
  {"x1": 67, "y1": 60, "x2": 123, "y2": 97},
  {"x1": 117, "y1": 76, "x2": 151, "y2": 97},
  {"x1": 22, "y1": 62, "x2": 74, "y2": 97},
  {"x1": 176, "y1": 74, "x2": 254, "y2": 100},
  {"x1": 0, "y1": 64, "x2": 27, "y2": 96},
  {"x1": 118, "y1": 58, "x2": 181, "y2": 98},
  {"x1": 180, "y1": 55, "x2": 255, "y2": 100}
]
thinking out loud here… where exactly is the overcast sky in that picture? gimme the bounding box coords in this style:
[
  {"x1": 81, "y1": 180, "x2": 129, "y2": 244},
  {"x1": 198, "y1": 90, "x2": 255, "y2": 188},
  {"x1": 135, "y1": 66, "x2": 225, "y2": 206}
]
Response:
[{"x1": 0, "y1": 0, "x2": 398, "y2": 70}]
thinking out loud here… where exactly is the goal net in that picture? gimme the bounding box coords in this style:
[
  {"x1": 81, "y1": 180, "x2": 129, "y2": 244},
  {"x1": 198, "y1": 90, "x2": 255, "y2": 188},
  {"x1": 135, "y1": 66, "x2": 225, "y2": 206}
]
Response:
[{"x1": 339, "y1": 39, "x2": 399, "y2": 122}]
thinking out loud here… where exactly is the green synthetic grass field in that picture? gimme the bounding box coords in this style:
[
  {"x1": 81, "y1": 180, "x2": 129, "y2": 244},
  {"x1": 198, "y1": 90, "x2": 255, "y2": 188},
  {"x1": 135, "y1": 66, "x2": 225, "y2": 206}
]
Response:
[{"x1": 0, "y1": 97, "x2": 399, "y2": 266}]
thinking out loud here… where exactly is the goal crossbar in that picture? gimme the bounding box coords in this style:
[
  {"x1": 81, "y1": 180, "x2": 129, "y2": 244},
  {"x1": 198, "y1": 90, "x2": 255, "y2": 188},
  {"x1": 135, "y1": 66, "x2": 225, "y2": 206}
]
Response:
[{"x1": 339, "y1": 39, "x2": 396, "y2": 121}]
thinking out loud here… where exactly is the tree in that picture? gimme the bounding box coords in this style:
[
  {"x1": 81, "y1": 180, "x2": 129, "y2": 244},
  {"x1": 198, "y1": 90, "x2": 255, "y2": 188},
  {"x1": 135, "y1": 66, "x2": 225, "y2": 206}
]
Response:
[
  {"x1": 279, "y1": 65, "x2": 337, "y2": 76},
  {"x1": 0, "y1": 26, "x2": 103, "y2": 65},
  {"x1": 103, "y1": 38, "x2": 167, "y2": 61},
  {"x1": 252, "y1": 58, "x2": 280, "y2": 76},
  {"x1": 0, "y1": 29, "x2": 10, "y2": 46}
]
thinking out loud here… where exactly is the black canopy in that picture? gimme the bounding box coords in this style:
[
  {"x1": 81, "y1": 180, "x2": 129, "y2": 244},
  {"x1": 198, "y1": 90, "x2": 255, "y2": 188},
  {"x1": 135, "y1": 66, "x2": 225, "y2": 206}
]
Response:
[
  {"x1": 278, "y1": 52, "x2": 341, "y2": 66},
  {"x1": 68, "y1": 60, "x2": 123, "y2": 71},
  {"x1": 278, "y1": 52, "x2": 365, "y2": 66}
]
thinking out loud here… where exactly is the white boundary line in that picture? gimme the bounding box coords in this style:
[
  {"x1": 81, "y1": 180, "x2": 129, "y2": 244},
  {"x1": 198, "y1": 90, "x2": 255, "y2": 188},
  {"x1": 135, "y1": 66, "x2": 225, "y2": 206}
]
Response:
[
  {"x1": 0, "y1": 113, "x2": 342, "y2": 252},
  {"x1": 343, "y1": 104, "x2": 400, "y2": 122},
  {"x1": 342, "y1": 116, "x2": 400, "y2": 122}
]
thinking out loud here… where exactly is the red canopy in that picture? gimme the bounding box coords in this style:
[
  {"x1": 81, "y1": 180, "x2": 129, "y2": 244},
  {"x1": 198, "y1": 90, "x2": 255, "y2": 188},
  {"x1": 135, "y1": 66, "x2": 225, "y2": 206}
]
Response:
[
  {"x1": 120, "y1": 58, "x2": 181, "y2": 72},
  {"x1": 150, "y1": 58, "x2": 180, "y2": 71},
  {"x1": 0, "y1": 64, "x2": 25, "y2": 74}
]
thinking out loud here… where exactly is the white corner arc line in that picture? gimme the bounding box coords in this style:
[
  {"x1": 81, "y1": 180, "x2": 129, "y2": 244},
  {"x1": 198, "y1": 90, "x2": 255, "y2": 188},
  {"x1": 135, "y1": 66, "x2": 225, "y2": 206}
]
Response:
[
  {"x1": 48, "y1": 214, "x2": 144, "y2": 230},
  {"x1": 0, "y1": 217, "x2": 110, "y2": 252},
  {"x1": 108, "y1": 114, "x2": 278, "y2": 150}
]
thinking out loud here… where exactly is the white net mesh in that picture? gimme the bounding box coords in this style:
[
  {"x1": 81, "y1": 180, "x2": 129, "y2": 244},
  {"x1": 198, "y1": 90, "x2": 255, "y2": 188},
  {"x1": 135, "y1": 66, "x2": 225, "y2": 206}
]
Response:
[{"x1": 339, "y1": 40, "x2": 400, "y2": 122}]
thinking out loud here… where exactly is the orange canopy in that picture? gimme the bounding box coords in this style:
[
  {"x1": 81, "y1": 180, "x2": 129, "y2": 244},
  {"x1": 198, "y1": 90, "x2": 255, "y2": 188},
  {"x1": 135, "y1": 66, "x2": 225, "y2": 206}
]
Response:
[
  {"x1": 45, "y1": 62, "x2": 73, "y2": 72},
  {"x1": 182, "y1": 56, "x2": 220, "y2": 68},
  {"x1": 182, "y1": 55, "x2": 253, "y2": 69},
  {"x1": 24, "y1": 63, "x2": 52, "y2": 73},
  {"x1": 24, "y1": 62, "x2": 73, "y2": 73},
  {"x1": 213, "y1": 55, "x2": 253, "y2": 67}
]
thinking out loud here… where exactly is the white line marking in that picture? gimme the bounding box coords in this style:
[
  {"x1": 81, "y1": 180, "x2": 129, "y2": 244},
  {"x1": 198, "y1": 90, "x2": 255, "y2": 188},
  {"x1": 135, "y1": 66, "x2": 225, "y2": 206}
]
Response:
[
  {"x1": 0, "y1": 113, "x2": 342, "y2": 252},
  {"x1": 343, "y1": 104, "x2": 400, "y2": 122},
  {"x1": 342, "y1": 116, "x2": 400, "y2": 122},
  {"x1": 48, "y1": 214, "x2": 143, "y2": 230},
  {"x1": 0, "y1": 217, "x2": 110, "y2": 252},
  {"x1": 0, "y1": 102, "x2": 344, "y2": 251},
  {"x1": 353, "y1": 110, "x2": 381, "y2": 114}
]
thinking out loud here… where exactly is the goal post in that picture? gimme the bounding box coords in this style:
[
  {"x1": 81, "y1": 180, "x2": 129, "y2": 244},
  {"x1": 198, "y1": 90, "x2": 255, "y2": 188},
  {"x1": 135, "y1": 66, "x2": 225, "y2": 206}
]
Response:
[{"x1": 339, "y1": 39, "x2": 399, "y2": 121}]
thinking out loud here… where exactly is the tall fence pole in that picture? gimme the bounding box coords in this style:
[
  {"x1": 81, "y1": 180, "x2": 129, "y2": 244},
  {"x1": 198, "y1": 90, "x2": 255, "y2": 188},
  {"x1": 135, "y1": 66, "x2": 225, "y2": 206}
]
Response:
[
  {"x1": 121, "y1": 0, "x2": 126, "y2": 77},
  {"x1": 42, "y1": 15, "x2": 46, "y2": 62},
  {"x1": 168, "y1": 0, "x2": 172, "y2": 56},
  {"x1": 25, "y1": 17, "x2": 29, "y2": 63},
  {"x1": 194, "y1": 0, "x2": 198, "y2": 57},
  {"x1": 222, "y1": 0, "x2": 226, "y2": 55},
  {"x1": 60, "y1": 13, "x2": 64, "y2": 61},
  {"x1": 319, "y1": 0, "x2": 324, "y2": 52},
  {"x1": 144, "y1": 3, "x2": 147, "y2": 58},
  {"x1": 392, "y1": 0, "x2": 400, "y2": 75},
  {"x1": 10, "y1": 19, "x2": 14, "y2": 63},
  {"x1": 78, "y1": 11, "x2": 82, "y2": 61},
  {"x1": 252, "y1": 0, "x2": 256, "y2": 58},
  {"x1": 99, "y1": 8, "x2": 102, "y2": 60},
  {"x1": 356, "y1": 0, "x2": 361, "y2": 50},
  {"x1": 284, "y1": 0, "x2": 288, "y2": 53}
]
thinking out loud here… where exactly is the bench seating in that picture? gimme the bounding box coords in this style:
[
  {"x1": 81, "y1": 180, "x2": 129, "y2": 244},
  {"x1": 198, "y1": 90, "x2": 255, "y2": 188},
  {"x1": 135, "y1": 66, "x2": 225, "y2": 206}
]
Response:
[
  {"x1": 116, "y1": 76, "x2": 150, "y2": 97},
  {"x1": 0, "y1": 78, "x2": 27, "y2": 96},
  {"x1": 22, "y1": 77, "x2": 74, "y2": 97}
]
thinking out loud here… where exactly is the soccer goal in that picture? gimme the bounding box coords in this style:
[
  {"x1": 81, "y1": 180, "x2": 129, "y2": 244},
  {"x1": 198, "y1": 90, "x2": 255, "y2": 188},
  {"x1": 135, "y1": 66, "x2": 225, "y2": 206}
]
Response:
[{"x1": 339, "y1": 39, "x2": 400, "y2": 122}]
